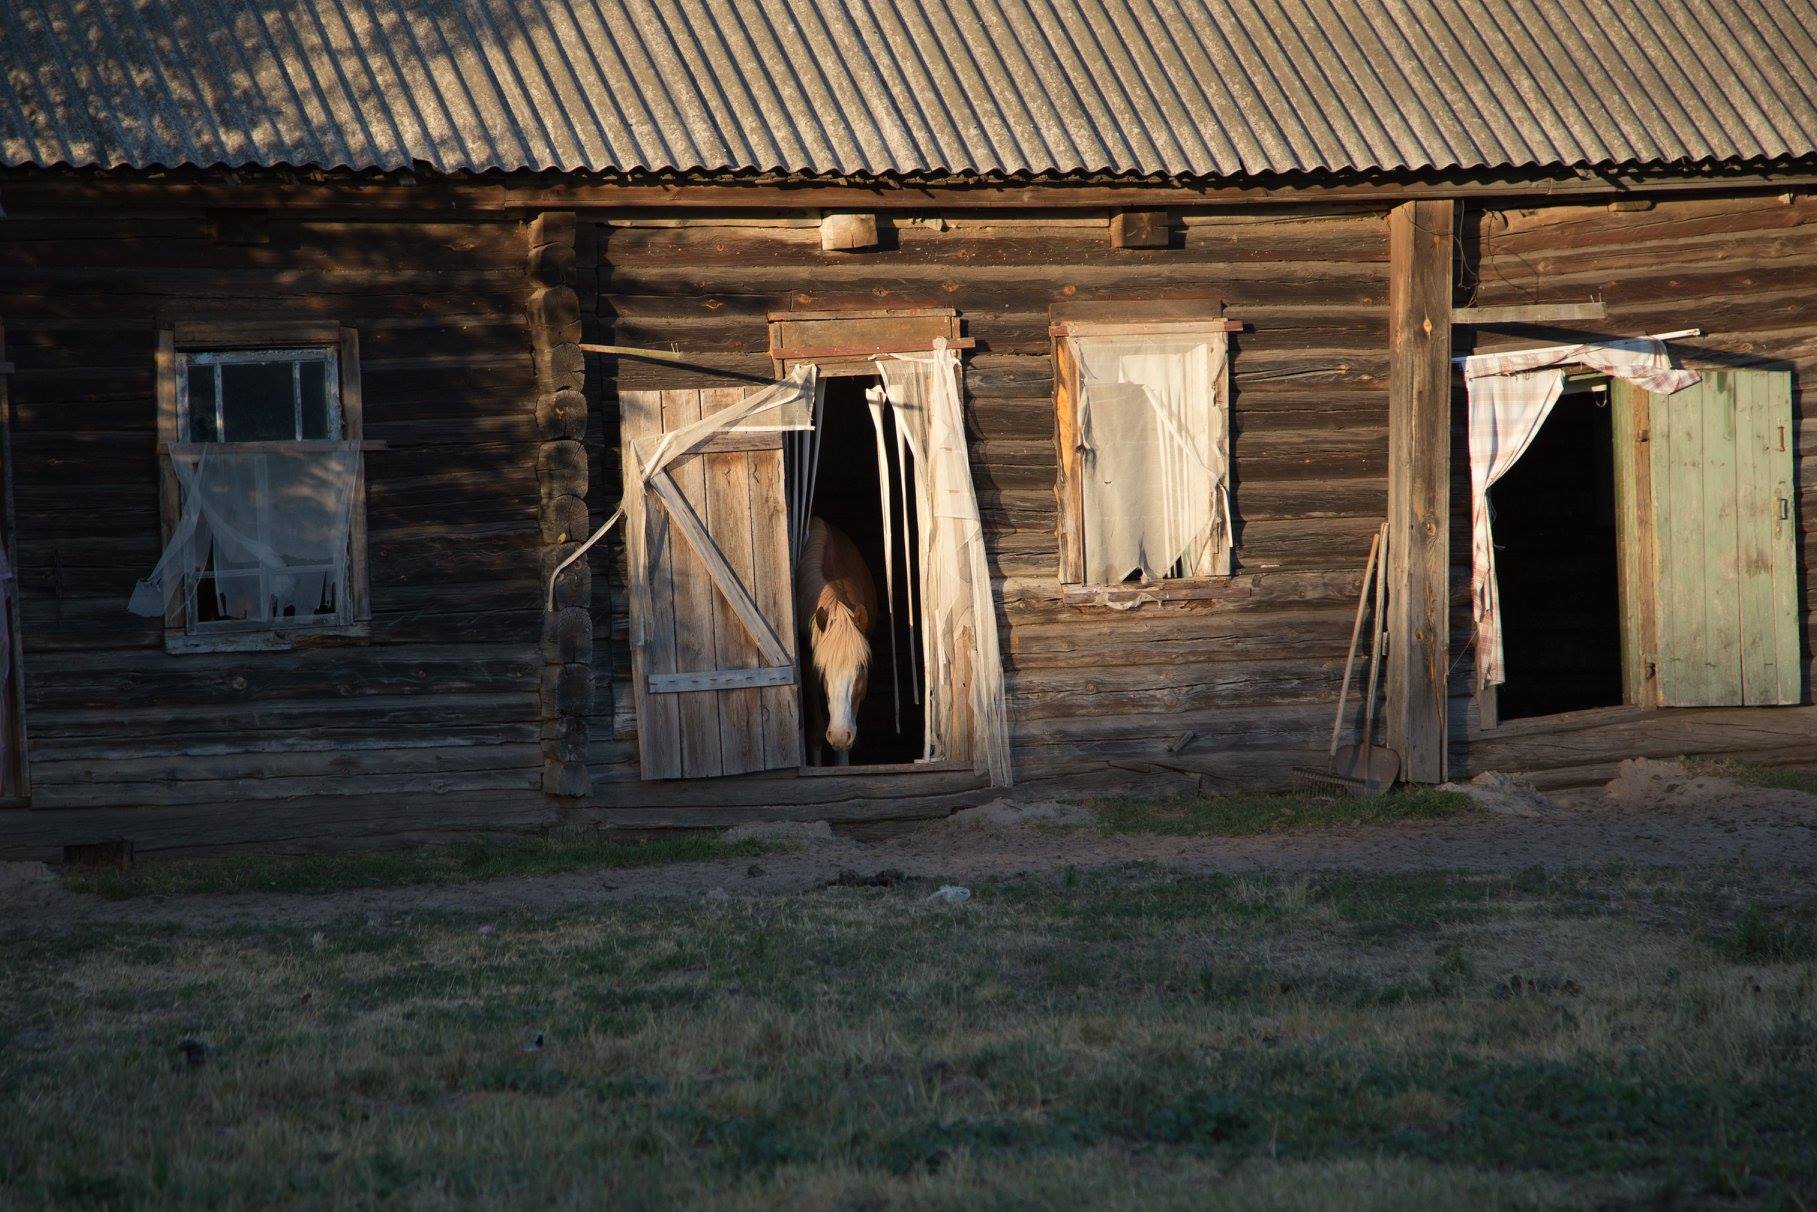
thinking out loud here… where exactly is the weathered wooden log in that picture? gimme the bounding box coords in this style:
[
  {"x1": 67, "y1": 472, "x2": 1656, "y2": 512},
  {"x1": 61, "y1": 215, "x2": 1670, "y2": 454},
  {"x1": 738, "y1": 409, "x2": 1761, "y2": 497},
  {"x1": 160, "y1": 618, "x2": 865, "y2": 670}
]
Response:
[
  {"x1": 542, "y1": 756, "x2": 591, "y2": 798},
  {"x1": 535, "y1": 387, "x2": 589, "y2": 440},
  {"x1": 534, "y1": 344, "x2": 584, "y2": 393},
  {"x1": 539, "y1": 492, "x2": 590, "y2": 545},
  {"x1": 541, "y1": 663, "x2": 596, "y2": 718},
  {"x1": 537, "y1": 440, "x2": 588, "y2": 497},
  {"x1": 529, "y1": 210, "x2": 576, "y2": 251},
  {"x1": 540, "y1": 605, "x2": 594, "y2": 664},
  {"x1": 528, "y1": 241, "x2": 576, "y2": 286}
]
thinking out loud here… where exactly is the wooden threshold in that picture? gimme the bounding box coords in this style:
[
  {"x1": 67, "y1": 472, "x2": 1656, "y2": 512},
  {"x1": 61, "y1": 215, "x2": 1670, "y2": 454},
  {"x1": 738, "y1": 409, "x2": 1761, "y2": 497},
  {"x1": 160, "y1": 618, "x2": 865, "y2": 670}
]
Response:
[{"x1": 797, "y1": 759, "x2": 973, "y2": 778}]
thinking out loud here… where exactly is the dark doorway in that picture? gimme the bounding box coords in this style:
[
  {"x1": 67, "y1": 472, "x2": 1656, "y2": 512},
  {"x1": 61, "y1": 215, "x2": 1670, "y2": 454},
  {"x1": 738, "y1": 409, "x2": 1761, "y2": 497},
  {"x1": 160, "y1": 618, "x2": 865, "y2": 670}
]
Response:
[
  {"x1": 1490, "y1": 382, "x2": 1625, "y2": 720},
  {"x1": 797, "y1": 375, "x2": 925, "y2": 765}
]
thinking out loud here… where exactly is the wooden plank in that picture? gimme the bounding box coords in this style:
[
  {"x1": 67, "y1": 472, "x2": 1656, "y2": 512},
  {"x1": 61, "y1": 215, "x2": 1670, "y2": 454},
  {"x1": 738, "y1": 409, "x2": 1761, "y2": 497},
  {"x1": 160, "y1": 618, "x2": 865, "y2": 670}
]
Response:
[
  {"x1": 1763, "y1": 374, "x2": 1802, "y2": 704},
  {"x1": 1703, "y1": 373, "x2": 1742, "y2": 702},
  {"x1": 661, "y1": 389, "x2": 724, "y2": 777},
  {"x1": 620, "y1": 390, "x2": 682, "y2": 779},
  {"x1": 649, "y1": 666, "x2": 794, "y2": 694},
  {"x1": 1384, "y1": 199, "x2": 1453, "y2": 782},
  {"x1": 1609, "y1": 380, "x2": 1656, "y2": 706},
  {"x1": 1735, "y1": 370, "x2": 1801, "y2": 704},
  {"x1": 747, "y1": 442, "x2": 804, "y2": 770},
  {"x1": 770, "y1": 337, "x2": 975, "y2": 361},
  {"x1": 702, "y1": 389, "x2": 765, "y2": 774},
  {"x1": 1449, "y1": 301, "x2": 1607, "y2": 324},
  {"x1": 648, "y1": 470, "x2": 791, "y2": 666},
  {"x1": 1657, "y1": 375, "x2": 1708, "y2": 702},
  {"x1": 1052, "y1": 335, "x2": 1084, "y2": 584},
  {"x1": 1049, "y1": 320, "x2": 1243, "y2": 337}
]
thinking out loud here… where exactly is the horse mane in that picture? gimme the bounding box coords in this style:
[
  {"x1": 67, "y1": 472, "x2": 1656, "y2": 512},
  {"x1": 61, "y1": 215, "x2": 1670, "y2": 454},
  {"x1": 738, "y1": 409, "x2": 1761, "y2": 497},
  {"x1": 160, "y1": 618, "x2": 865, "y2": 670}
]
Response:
[
  {"x1": 811, "y1": 593, "x2": 871, "y2": 679},
  {"x1": 799, "y1": 517, "x2": 875, "y2": 681}
]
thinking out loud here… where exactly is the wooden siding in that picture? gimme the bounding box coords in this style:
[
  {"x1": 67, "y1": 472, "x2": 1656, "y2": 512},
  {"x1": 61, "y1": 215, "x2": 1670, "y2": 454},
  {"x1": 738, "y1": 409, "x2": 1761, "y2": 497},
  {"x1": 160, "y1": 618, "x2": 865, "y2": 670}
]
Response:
[
  {"x1": 0, "y1": 212, "x2": 546, "y2": 810},
  {"x1": 1452, "y1": 192, "x2": 1817, "y2": 784},
  {"x1": 587, "y1": 210, "x2": 1393, "y2": 798}
]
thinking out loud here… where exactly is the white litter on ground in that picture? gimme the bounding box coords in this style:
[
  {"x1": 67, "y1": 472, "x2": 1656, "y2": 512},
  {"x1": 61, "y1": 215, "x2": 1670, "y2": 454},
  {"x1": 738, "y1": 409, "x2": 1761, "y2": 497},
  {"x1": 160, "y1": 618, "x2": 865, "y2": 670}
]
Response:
[
  {"x1": 925, "y1": 885, "x2": 971, "y2": 905},
  {"x1": 937, "y1": 798, "x2": 1094, "y2": 831},
  {"x1": 1439, "y1": 771, "x2": 1560, "y2": 818}
]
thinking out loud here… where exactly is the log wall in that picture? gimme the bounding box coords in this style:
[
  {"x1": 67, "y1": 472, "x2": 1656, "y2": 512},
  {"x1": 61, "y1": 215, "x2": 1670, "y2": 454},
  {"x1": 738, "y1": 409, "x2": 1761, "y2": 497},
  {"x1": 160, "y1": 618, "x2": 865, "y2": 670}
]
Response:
[
  {"x1": 586, "y1": 209, "x2": 1394, "y2": 799},
  {"x1": 0, "y1": 210, "x2": 548, "y2": 813},
  {"x1": 1449, "y1": 191, "x2": 1817, "y2": 785}
]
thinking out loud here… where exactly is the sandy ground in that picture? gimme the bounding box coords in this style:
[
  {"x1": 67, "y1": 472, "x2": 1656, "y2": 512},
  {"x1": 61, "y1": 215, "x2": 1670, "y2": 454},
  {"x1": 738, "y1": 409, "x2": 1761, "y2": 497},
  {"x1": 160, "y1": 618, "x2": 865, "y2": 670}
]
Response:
[{"x1": 2, "y1": 759, "x2": 1814, "y2": 934}]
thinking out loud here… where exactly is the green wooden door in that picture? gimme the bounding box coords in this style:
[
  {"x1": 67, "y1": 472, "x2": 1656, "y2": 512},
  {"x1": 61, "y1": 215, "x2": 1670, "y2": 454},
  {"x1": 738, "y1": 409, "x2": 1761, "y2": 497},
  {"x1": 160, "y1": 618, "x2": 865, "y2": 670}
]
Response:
[{"x1": 1647, "y1": 370, "x2": 1800, "y2": 706}]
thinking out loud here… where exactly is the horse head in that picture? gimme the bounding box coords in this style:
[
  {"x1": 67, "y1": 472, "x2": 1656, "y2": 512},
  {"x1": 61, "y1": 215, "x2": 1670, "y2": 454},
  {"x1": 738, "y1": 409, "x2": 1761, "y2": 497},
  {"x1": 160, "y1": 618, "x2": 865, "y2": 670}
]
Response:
[{"x1": 810, "y1": 597, "x2": 871, "y2": 753}]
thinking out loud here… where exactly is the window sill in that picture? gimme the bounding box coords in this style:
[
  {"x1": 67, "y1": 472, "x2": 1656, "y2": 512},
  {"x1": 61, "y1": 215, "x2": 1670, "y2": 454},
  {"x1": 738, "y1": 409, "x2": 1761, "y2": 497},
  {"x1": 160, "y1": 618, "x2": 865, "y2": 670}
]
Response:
[
  {"x1": 164, "y1": 623, "x2": 370, "y2": 655},
  {"x1": 1061, "y1": 580, "x2": 1234, "y2": 609}
]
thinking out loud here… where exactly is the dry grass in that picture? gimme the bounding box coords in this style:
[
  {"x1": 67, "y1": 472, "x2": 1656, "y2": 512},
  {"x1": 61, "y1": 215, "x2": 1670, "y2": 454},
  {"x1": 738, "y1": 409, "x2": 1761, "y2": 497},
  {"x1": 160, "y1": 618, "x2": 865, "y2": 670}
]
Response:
[{"x1": 2, "y1": 864, "x2": 1814, "y2": 1209}]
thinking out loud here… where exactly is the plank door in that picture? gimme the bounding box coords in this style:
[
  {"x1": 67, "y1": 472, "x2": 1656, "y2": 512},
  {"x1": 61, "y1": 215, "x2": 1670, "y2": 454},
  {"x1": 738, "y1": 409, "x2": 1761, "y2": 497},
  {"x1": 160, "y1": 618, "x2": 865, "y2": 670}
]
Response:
[
  {"x1": 1645, "y1": 370, "x2": 1800, "y2": 706},
  {"x1": 621, "y1": 387, "x2": 803, "y2": 779}
]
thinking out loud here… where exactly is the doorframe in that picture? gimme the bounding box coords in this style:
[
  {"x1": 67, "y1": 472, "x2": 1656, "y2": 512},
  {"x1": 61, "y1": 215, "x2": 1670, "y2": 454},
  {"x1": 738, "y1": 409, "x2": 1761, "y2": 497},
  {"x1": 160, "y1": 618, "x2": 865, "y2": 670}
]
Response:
[
  {"x1": 0, "y1": 319, "x2": 31, "y2": 805},
  {"x1": 768, "y1": 308, "x2": 976, "y2": 772},
  {"x1": 1474, "y1": 371, "x2": 1650, "y2": 732}
]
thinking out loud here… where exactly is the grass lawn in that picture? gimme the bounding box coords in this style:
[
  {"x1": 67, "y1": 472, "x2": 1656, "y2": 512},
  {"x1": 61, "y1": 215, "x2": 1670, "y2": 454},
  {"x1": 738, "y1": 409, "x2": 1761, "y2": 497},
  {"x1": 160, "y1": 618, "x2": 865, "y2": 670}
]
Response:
[
  {"x1": 3, "y1": 865, "x2": 1814, "y2": 1209},
  {"x1": 63, "y1": 834, "x2": 773, "y2": 900}
]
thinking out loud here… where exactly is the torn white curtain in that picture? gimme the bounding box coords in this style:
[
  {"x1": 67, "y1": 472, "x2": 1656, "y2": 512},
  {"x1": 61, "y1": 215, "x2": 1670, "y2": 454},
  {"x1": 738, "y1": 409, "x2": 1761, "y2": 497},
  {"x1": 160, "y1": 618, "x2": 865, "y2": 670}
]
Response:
[
  {"x1": 874, "y1": 344, "x2": 1013, "y2": 787},
  {"x1": 1067, "y1": 332, "x2": 1231, "y2": 583},
  {"x1": 130, "y1": 443, "x2": 361, "y2": 621},
  {"x1": 548, "y1": 366, "x2": 817, "y2": 611},
  {"x1": 1465, "y1": 338, "x2": 1701, "y2": 692}
]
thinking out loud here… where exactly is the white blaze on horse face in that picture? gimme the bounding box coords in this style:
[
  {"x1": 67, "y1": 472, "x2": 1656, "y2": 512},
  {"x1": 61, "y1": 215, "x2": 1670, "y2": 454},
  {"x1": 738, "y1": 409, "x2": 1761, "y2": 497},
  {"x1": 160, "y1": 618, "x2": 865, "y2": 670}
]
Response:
[
  {"x1": 824, "y1": 660, "x2": 860, "y2": 751},
  {"x1": 812, "y1": 600, "x2": 870, "y2": 753}
]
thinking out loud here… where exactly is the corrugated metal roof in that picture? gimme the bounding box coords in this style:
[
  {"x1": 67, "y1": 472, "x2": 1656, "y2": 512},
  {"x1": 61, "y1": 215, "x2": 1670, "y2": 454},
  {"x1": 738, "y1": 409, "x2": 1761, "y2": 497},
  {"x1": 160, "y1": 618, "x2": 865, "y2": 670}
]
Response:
[{"x1": 3, "y1": 0, "x2": 1815, "y2": 179}]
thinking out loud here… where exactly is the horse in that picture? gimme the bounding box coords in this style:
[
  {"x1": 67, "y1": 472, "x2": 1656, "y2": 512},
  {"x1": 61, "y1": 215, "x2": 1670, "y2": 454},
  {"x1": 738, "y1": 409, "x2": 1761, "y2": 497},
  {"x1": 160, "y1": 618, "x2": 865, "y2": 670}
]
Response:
[{"x1": 796, "y1": 518, "x2": 879, "y2": 765}]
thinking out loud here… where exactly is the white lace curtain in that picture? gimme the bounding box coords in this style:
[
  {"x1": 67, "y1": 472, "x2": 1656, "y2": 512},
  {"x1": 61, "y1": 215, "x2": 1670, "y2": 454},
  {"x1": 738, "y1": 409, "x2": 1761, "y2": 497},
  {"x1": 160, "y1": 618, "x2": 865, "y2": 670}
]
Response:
[
  {"x1": 130, "y1": 443, "x2": 362, "y2": 623},
  {"x1": 1067, "y1": 332, "x2": 1230, "y2": 583}
]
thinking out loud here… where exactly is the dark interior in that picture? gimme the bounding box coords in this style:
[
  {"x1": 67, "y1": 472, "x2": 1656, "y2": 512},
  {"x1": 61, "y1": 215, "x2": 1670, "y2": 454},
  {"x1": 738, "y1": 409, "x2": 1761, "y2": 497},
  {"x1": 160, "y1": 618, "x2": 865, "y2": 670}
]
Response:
[
  {"x1": 1489, "y1": 383, "x2": 1626, "y2": 720},
  {"x1": 799, "y1": 375, "x2": 925, "y2": 765}
]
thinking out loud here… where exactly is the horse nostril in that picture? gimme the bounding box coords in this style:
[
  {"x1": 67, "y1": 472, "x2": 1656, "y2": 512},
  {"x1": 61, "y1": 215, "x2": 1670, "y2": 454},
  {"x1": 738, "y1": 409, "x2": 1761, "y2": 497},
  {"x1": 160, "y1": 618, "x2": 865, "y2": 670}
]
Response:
[{"x1": 827, "y1": 728, "x2": 855, "y2": 751}]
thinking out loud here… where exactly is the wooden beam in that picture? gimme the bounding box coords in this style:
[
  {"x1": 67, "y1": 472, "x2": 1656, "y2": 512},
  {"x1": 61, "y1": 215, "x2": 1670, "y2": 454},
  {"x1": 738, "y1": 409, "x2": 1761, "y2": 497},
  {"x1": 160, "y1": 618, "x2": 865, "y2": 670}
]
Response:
[
  {"x1": 1385, "y1": 199, "x2": 1454, "y2": 784},
  {"x1": 1451, "y1": 301, "x2": 1607, "y2": 325},
  {"x1": 11, "y1": 164, "x2": 1817, "y2": 214}
]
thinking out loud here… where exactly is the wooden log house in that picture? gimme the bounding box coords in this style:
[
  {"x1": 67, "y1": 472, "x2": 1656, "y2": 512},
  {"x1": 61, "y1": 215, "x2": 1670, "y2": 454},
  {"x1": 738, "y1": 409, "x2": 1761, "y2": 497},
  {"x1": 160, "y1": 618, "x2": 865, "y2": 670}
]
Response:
[{"x1": 1, "y1": 0, "x2": 1815, "y2": 856}]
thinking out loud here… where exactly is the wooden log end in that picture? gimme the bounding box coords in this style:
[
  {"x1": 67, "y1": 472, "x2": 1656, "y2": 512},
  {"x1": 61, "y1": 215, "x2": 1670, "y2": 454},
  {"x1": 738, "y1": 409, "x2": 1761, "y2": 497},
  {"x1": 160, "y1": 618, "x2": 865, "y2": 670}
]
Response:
[
  {"x1": 1110, "y1": 210, "x2": 1172, "y2": 249},
  {"x1": 528, "y1": 240, "x2": 577, "y2": 286},
  {"x1": 542, "y1": 663, "x2": 596, "y2": 718},
  {"x1": 820, "y1": 212, "x2": 880, "y2": 252},
  {"x1": 528, "y1": 210, "x2": 577, "y2": 251},
  {"x1": 540, "y1": 605, "x2": 595, "y2": 665},
  {"x1": 542, "y1": 758, "x2": 591, "y2": 799},
  {"x1": 536, "y1": 387, "x2": 590, "y2": 441}
]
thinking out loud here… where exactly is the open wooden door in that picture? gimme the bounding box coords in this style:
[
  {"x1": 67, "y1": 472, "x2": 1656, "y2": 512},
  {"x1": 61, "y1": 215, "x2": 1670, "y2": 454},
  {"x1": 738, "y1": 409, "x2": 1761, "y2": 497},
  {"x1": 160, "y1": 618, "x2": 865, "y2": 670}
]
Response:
[
  {"x1": 621, "y1": 386, "x2": 804, "y2": 779},
  {"x1": 1618, "y1": 370, "x2": 1800, "y2": 706}
]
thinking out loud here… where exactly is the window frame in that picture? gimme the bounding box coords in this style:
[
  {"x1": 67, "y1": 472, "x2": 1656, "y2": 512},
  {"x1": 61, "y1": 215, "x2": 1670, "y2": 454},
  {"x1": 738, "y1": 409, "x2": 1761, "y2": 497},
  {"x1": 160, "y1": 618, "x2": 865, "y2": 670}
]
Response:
[
  {"x1": 154, "y1": 323, "x2": 369, "y2": 653},
  {"x1": 1051, "y1": 312, "x2": 1239, "y2": 594}
]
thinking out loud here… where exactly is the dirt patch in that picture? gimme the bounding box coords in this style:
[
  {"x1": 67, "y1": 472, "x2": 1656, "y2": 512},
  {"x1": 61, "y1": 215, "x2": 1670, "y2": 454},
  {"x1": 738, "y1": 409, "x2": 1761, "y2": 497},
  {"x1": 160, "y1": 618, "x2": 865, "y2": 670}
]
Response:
[{"x1": 5, "y1": 762, "x2": 1814, "y2": 934}]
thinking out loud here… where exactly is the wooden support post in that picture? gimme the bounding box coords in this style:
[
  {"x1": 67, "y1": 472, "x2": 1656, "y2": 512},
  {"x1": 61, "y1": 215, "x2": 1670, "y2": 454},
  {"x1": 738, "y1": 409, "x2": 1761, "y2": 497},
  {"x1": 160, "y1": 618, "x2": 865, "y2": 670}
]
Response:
[
  {"x1": 1386, "y1": 200, "x2": 1454, "y2": 783},
  {"x1": 528, "y1": 210, "x2": 592, "y2": 799}
]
